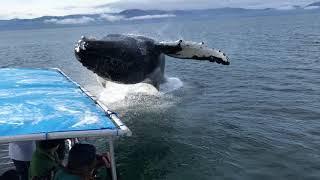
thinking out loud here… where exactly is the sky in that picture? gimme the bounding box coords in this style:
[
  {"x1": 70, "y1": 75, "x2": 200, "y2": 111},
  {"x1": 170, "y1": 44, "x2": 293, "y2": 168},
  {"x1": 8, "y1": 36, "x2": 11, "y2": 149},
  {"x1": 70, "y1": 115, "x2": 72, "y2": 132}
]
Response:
[{"x1": 0, "y1": 0, "x2": 316, "y2": 20}]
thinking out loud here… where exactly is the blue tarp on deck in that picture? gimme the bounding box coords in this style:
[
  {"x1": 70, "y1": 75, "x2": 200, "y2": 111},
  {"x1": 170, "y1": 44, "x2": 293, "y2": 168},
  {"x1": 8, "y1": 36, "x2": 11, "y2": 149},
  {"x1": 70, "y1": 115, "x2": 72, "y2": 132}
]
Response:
[{"x1": 0, "y1": 68, "x2": 116, "y2": 137}]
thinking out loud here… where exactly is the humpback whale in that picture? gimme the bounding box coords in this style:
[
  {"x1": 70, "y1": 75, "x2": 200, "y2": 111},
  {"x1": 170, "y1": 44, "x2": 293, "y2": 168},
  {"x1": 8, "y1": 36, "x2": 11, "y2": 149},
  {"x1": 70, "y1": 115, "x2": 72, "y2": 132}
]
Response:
[{"x1": 75, "y1": 34, "x2": 229, "y2": 89}]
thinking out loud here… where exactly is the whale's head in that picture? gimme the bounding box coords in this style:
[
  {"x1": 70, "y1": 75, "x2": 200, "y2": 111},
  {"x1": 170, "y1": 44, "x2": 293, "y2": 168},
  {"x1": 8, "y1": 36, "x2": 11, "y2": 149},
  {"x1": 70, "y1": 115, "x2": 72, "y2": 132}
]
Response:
[
  {"x1": 74, "y1": 36, "x2": 101, "y2": 71},
  {"x1": 75, "y1": 35, "x2": 162, "y2": 84}
]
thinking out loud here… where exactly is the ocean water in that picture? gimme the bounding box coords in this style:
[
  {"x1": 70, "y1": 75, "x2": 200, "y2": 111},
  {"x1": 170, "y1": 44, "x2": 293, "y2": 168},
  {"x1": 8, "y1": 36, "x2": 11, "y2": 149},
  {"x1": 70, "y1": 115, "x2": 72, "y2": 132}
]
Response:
[{"x1": 0, "y1": 11, "x2": 320, "y2": 179}]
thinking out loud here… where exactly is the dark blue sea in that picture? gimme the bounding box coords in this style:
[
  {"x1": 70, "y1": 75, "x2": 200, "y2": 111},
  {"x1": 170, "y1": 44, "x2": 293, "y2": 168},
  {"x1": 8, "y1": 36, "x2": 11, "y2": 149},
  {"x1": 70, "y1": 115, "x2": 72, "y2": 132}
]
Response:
[{"x1": 0, "y1": 11, "x2": 320, "y2": 180}]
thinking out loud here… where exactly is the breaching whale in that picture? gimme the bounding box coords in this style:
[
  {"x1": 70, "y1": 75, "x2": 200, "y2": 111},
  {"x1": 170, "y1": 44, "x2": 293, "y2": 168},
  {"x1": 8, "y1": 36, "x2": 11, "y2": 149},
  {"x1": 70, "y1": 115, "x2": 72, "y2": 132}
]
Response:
[{"x1": 75, "y1": 34, "x2": 230, "y2": 89}]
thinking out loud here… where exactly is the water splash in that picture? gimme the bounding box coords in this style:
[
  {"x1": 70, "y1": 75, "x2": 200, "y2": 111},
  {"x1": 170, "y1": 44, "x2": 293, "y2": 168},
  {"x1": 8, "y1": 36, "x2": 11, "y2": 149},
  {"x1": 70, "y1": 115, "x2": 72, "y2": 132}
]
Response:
[
  {"x1": 98, "y1": 77, "x2": 183, "y2": 111},
  {"x1": 160, "y1": 77, "x2": 183, "y2": 93},
  {"x1": 98, "y1": 81, "x2": 159, "y2": 104}
]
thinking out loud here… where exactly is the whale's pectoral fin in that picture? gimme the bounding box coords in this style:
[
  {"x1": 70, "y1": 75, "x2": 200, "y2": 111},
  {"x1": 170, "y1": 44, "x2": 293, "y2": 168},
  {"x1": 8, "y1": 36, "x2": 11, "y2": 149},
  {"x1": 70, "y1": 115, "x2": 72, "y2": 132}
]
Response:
[{"x1": 156, "y1": 40, "x2": 230, "y2": 65}]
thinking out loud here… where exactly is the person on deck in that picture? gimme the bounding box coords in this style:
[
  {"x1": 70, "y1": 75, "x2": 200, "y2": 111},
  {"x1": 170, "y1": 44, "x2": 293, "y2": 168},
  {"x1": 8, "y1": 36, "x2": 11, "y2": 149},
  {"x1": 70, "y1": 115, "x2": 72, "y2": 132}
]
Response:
[
  {"x1": 29, "y1": 139, "x2": 65, "y2": 180},
  {"x1": 9, "y1": 141, "x2": 36, "y2": 180},
  {"x1": 54, "y1": 143, "x2": 112, "y2": 180}
]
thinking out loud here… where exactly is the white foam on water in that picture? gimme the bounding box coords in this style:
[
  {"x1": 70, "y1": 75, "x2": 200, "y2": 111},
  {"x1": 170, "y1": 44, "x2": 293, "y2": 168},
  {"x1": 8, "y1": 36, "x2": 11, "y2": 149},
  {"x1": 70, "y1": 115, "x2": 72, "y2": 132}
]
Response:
[
  {"x1": 97, "y1": 77, "x2": 183, "y2": 111},
  {"x1": 98, "y1": 81, "x2": 160, "y2": 104}
]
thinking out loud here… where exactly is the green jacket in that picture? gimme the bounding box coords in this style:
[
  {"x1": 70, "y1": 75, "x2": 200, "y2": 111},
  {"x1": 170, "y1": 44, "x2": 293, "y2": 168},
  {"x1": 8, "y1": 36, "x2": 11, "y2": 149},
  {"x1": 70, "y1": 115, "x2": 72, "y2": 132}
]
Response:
[{"x1": 29, "y1": 148, "x2": 60, "y2": 180}]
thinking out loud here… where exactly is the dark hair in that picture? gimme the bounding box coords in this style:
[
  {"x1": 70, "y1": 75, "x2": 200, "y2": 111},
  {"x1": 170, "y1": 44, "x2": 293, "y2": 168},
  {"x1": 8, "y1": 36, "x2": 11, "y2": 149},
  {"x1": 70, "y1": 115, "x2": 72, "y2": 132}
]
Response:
[
  {"x1": 67, "y1": 143, "x2": 96, "y2": 171},
  {"x1": 0, "y1": 169, "x2": 19, "y2": 180},
  {"x1": 38, "y1": 139, "x2": 64, "y2": 150}
]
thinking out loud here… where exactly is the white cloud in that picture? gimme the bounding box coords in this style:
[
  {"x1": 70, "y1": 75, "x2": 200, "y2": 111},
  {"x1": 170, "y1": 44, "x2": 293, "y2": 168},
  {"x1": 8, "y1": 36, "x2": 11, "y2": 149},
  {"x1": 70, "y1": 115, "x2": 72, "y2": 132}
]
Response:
[
  {"x1": 304, "y1": 6, "x2": 320, "y2": 10},
  {"x1": 100, "y1": 14, "x2": 125, "y2": 22},
  {"x1": 43, "y1": 13, "x2": 176, "y2": 24},
  {"x1": 44, "y1": 16, "x2": 95, "y2": 24},
  {"x1": 98, "y1": 13, "x2": 176, "y2": 22},
  {"x1": 127, "y1": 14, "x2": 176, "y2": 20},
  {"x1": 275, "y1": 5, "x2": 297, "y2": 10}
]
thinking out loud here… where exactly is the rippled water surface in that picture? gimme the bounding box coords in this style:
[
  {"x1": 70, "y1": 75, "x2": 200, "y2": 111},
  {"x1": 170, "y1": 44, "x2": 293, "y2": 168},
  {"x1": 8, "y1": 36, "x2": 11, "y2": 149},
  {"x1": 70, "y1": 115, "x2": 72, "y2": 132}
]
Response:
[{"x1": 0, "y1": 12, "x2": 320, "y2": 179}]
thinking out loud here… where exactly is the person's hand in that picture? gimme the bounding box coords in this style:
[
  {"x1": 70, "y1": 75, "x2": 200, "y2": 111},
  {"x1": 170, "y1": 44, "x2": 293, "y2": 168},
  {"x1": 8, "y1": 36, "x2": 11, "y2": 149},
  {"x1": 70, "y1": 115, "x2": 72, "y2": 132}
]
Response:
[
  {"x1": 96, "y1": 152, "x2": 111, "y2": 168},
  {"x1": 101, "y1": 156, "x2": 111, "y2": 168}
]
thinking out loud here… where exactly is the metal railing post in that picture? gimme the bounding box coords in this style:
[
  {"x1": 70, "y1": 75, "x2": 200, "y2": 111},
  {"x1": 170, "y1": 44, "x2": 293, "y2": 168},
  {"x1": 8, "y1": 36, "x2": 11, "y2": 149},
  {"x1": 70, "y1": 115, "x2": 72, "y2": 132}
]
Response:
[{"x1": 109, "y1": 137, "x2": 117, "y2": 180}]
